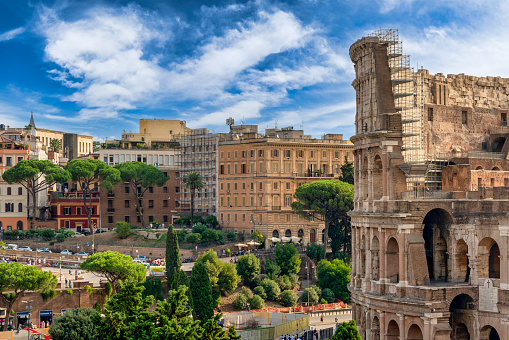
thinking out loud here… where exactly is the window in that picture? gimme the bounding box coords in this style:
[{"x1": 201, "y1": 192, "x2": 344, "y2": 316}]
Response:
[
  {"x1": 6, "y1": 187, "x2": 11, "y2": 195},
  {"x1": 148, "y1": 187, "x2": 154, "y2": 193},
  {"x1": 227, "y1": 151, "x2": 231, "y2": 159},
  {"x1": 286, "y1": 182, "x2": 291, "y2": 190},
  {"x1": 227, "y1": 197, "x2": 231, "y2": 207},
  {"x1": 18, "y1": 203, "x2": 22, "y2": 212},
  {"x1": 286, "y1": 196, "x2": 291, "y2": 207},
  {"x1": 17, "y1": 156, "x2": 23, "y2": 163},
  {"x1": 285, "y1": 150, "x2": 290, "y2": 158},
  {"x1": 149, "y1": 200, "x2": 154, "y2": 208},
  {"x1": 220, "y1": 183, "x2": 224, "y2": 191},
  {"x1": 234, "y1": 214, "x2": 238, "y2": 222},
  {"x1": 298, "y1": 150, "x2": 303, "y2": 158},
  {"x1": 428, "y1": 107, "x2": 434, "y2": 121},
  {"x1": 5, "y1": 203, "x2": 13, "y2": 212},
  {"x1": 125, "y1": 200, "x2": 130, "y2": 208},
  {"x1": 259, "y1": 182, "x2": 263, "y2": 190},
  {"x1": 242, "y1": 151, "x2": 247, "y2": 158},
  {"x1": 149, "y1": 216, "x2": 154, "y2": 223},
  {"x1": 137, "y1": 216, "x2": 141, "y2": 222},
  {"x1": 241, "y1": 164, "x2": 246, "y2": 174},
  {"x1": 64, "y1": 221, "x2": 70, "y2": 228},
  {"x1": 163, "y1": 200, "x2": 168, "y2": 207},
  {"x1": 227, "y1": 164, "x2": 231, "y2": 174},
  {"x1": 234, "y1": 151, "x2": 238, "y2": 158},
  {"x1": 242, "y1": 196, "x2": 246, "y2": 206},
  {"x1": 273, "y1": 182, "x2": 278, "y2": 190},
  {"x1": 125, "y1": 187, "x2": 129, "y2": 194},
  {"x1": 234, "y1": 164, "x2": 238, "y2": 174},
  {"x1": 163, "y1": 186, "x2": 168, "y2": 193},
  {"x1": 259, "y1": 162, "x2": 263, "y2": 173},
  {"x1": 125, "y1": 216, "x2": 130, "y2": 223},
  {"x1": 242, "y1": 183, "x2": 246, "y2": 190},
  {"x1": 242, "y1": 214, "x2": 246, "y2": 222},
  {"x1": 234, "y1": 183, "x2": 238, "y2": 190},
  {"x1": 64, "y1": 207, "x2": 71, "y2": 215},
  {"x1": 259, "y1": 150, "x2": 263, "y2": 157},
  {"x1": 220, "y1": 197, "x2": 224, "y2": 206},
  {"x1": 227, "y1": 183, "x2": 231, "y2": 191},
  {"x1": 462, "y1": 110, "x2": 468, "y2": 124},
  {"x1": 6, "y1": 157, "x2": 12, "y2": 166},
  {"x1": 234, "y1": 196, "x2": 238, "y2": 207},
  {"x1": 163, "y1": 215, "x2": 168, "y2": 222},
  {"x1": 250, "y1": 150, "x2": 254, "y2": 158},
  {"x1": 310, "y1": 151, "x2": 314, "y2": 158},
  {"x1": 502, "y1": 113, "x2": 507, "y2": 125},
  {"x1": 334, "y1": 151, "x2": 339, "y2": 159},
  {"x1": 220, "y1": 164, "x2": 224, "y2": 174},
  {"x1": 77, "y1": 208, "x2": 81, "y2": 215},
  {"x1": 251, "y1": 196, "x2": 254, "y2": 206},
  {"x1": 273, "y1": 149, "x2": 279, "y2": 157},
  {"x1": 322, "y1": 151, "x2": 327, "y2": 158},
  {"x1": 250, "y1": 163, "x2": 255, "y2": 173},
  {"x1": 286, "y1": 214, "x2": 291, "y2": 222},
  {"x1": 108, "y1": 216, "x2": 114, "y2": 223},
  {"x1": 251, "y1": 183, "x2": 254, "y2": 190},
  {"x1": 334, "y1": 164, "x2": 339, "y2": 174},
  {"x1": 272, "y1": 162, "x2": 278, "y2": 173}
]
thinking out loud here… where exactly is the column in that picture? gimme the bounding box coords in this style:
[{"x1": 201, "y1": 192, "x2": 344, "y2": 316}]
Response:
[
  {"x1": 398, "y1": 235, "x2": 407, "y2": 285},
  {"x1": 421, "y1": 317, "x2": 432, "y2": 340},
  {"x1": 379, "y1": 311, "x2": 386, "y2": 340},
  {"x1": 397, "y1": 313, "x2": 405, "y2": 340},
  {"x1": 379, "y1": 230, "x2": 387, "y2": 283}
]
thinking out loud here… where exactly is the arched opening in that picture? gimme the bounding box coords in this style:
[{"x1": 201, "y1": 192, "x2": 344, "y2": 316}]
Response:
[
  {"x1": 360, "y1": 235, "x2": 366, "y2": 277},
  {"x1": 453, "y1": 239, "x2": 470, "y2": 283},
  {"x1": 492, "y1": 166, "x2": 500, "y2": 171},
  {"x1": 423, "y1": 209, "x2": 452, "y2": 281},
  {"x1": 285, "y1": 229, "x2": 292, "y2": 237},
  {"x1": 491, "y1": 137, "x2": 506, "y2": 152},
  {"x1": 16, "y1": 221, "x2": 23, "y2": 230},
  {"x1": 386, "y1": 319, "x2": 400, "y2": 340},
  {"x1": 371, "y1": 236, "x2": 380, "y2": 280},
  {"x1": 407, "y1": 324, "x2": 423, "y2": 340},
  {"x1": 310, "y1": 229, "x2": 316, "y2": 243},
  {"x1": 321, "y1": 229, "x2": 325, "y2": 243},
  {"x1": 386, "y1": 237, "x2": 399, "y2": 283},
  {"x1": 372, "y1": 155, "x2": 383, "y2": 199},
  {"x1": 480, "y1": 325, "x2": 500, "y2": 340},
  {"x1": 272, "y1": 230, "x2": 279, "y2": 238},
  {"x1": 362, "y1": 156, "x2": 369, "y2": 199},
  {"x1": 450, "y1": 294, "x2": 474, "y2": 340},
  {"x1": 298, "y1": 229, "x2": 304, "y2": 238},
  {"x1": 371, "y1": 316, "x2": 380, "y2": 340},
  {"x1": 476, "y1": 166, "x2": 484, "y2": 170},
  {"x1": 479, "y1": 238, "x2": 500, "y2": 279}
]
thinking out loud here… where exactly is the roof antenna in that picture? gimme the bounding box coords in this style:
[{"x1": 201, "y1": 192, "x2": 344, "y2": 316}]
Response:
[{"x1": 274, "y1": 120, "x2": 278, "y2": 129}]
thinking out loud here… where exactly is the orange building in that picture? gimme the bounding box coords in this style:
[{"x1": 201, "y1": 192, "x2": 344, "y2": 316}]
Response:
[
  {"x1": 49, "y1": 192, "x2": 100, "y2": 232},
  {"x1": 0, "y1": 136, "x2": 29, "y2": 230}
]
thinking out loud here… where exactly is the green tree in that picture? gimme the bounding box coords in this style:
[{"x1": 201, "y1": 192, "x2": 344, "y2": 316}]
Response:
[
  {"x1": 306, "y1": 243, "x2": 325, "y2": 262},
  {"x1": 50, "y1": 138, "x2": 62, "y2": 153},
  {"x1": 274, "y1": 243, "x2": 301, "y2": 275},
  {"x1": 192, "y1": 223, "x2": 207, "y2": 234},
  {"x1": 337, "y1": 156, "x2": 354, "y2": 185},
  {"x1": 41, "y1": 228, "x2": 56, "y2": 241},
  {"x1": 204, "y1": 215, "x2": 219, "y2": 228},
  {"x1": 115, "y1": 221, "x2": 133, "y2": 239},
  {"x1": 259, "y1": 278, "x2": 280, "y2": 301},
  {"x1": 172, "y1": 269, "x2": 193, "y2": 308},
  {"x1": 291, "y1": 180, "x2": 354, "y2": 255},
  {"x1": 331, "y1": 320, "x2": 362, "y2": 340},
  {"x1": 80, "y1": 251, "x2": 146, "y2": 293},
  {"x1": 321, "y1": 288, "x2": 335, "y2": 303},
  {"x1": 236, "y1": 253, "x2": 260, "y2": 284},
  {"x1": 186, "y1": 233, "x2": 201, "y2": 244},
  {"x1": 115, "y1": 162, "x2": 168, "y2": 228},
  {"x1": 166, "y1": 224, "x2": 181, "y2": 287},
  {"x1": 65, "y1": 159, "x2": 121, "y2": 236},
  {"x1": 264, "y1": 258, "x2": 281, "y2": 279},
  {"x1": 316, "y1": 259, "x2": 351, "y2": 302},
  {"x1": 279, "y1": 290, "x2": 298, "y2": 307},
  {"x1": 252, "y1": 286, "x2": 266, "y2": 299},
  {"x1": 301, "y1": 285, "x2": 320, "y2": 305},
  {"x1": 0, "y1": 262, "x2": 57, "y2": 331},
  {"x1": 202, "y1": 228, "x2": 218, "y2": 242},
  {"x1": 183, "y1": 172, "x2": 204, "y2": 226},
  {"x1": 2, "y1": 159, "x2": 70, "y2": 228},
  {"x1": 49, "y1": 308, "x2": 97, "y2": 340},
  {"x1": 190, "y1": 261, "x2": 214, "y2": 323},
  {"x1": 93, "y1": 141, "x2": 102, "y2": 152},
  {"x1": 143, "y1": 276, "x2": 163, "y2": 301}
]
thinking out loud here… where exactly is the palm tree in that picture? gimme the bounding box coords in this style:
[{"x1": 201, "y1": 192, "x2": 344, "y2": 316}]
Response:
[{"x1": 183, "y1": 171, "x2": 204, "y2": 225}]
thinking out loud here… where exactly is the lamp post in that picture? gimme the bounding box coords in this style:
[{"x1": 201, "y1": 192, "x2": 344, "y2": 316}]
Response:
[
  {"x1": 92, "y1": 223, "x2": 97, "y2": 254},
  {"x1": 21, "y1": 300, "x2": 33, "y2": 338},
  {"x1": 59, "y1": 256, "x2": 62, "y2": 284},
  {"x1": 305, "y1": 263, "x2": 309, "y2": 313}
]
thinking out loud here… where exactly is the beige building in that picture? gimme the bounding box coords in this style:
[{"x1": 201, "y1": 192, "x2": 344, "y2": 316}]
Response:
[
  {"x1": 217, "y1": 125, "x2": 353, "y2": 244},
  {"x1": 118, "y1": 119, "x2": 191, "y2": 149},
  {"x1": 350, "y1": 29, "x2": 509, "y2": 340}
]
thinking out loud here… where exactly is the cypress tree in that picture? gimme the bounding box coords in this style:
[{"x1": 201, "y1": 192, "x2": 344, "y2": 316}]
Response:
[
  {"x1": 173, "y1": 269, "x2": 194, "y2": 309},
  {"x1": 166, "y1": 224, "x2": 181, "y2": 286},
  {"x1": 190, "y1": 261, "x2": 213, "y2": 323}
]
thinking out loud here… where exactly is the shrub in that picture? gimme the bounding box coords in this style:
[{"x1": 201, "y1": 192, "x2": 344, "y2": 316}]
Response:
[
  {"x1": 239, "y1": 286, "x2": 253, "y2": 299},
  {"x1": 202, "y1": 228, "x2": 218, "y2": 242},
  {"x1": 193, "y1": 216, "x2": 205, "y2": 225},
  {"x1": 317, "y1": 259, "x2": 351, "y2": 302},
  {"x1": 41, "y1": 229, "x2": 55, "y2": 241},
  {"x1": 192, "y1": 223, "x2": 207, "y2": 235},
  {"x1": 49, "y1": 242, "x2": 55, "y2": 246},
  {"x1": 249, "y1": 295, "x2": 265, "y2": 309},
  {"x1": 253, "y1": 286, "x2": 266, "y2": 299},
  {"x1": 321, "y1": 288, "x2": 335, "y2": 303},
  {"x1": 289, "y1": 273, "x2": 300, "y2": 288},
  {"x1": 56, "y1": 234, "x2": 65, "y2": 243},
  {"x1": 176, "y1": 229, "x2": 188, "y2": 243},
  {"x1": 41, "y1": 290, "x2": 57, "y2": 301},
  {"x1": 274, "y1": 243, "x2": 301, "y2": 275},
  {"x1": 265, "y1": 259, "x2": 281, "y2": 279},
  {"x1": 306, "y1": 243, "x2": 325, "y2": 262},
  {"x1": 236, "y1": 253, "x2": 261, "y2": 284},
  {"x1": 279, "y1": 290, "x2": 298, "y2": 307},
  {"x1": 204, "y1": 215, "x2": 219, "y2": 228},
  {"x1": 115, "y1": 221, "x2": 133, "y2": 239},
  {"x1": 301, "y1": 287, "x2": 319, "y2": 305},
  {"x1": 275, "y1": 275, "x2": 292, "y2": 291},
  {"x1": 233, "y1": 292, "x2": 249, "y2": 310},
  {"x1": 260, "y1": 278, "x2": 280, "y2": 301},
  {"x1": 186, "y1": 233, "x2": 201, "y2": 244},
  {"x1": 226, "y1": 232, "x2": 236, "y2": 241},
  {"x1": 320, "y1": 298, "x2": 328, "y2": 304},
  {"x1": 66, "y1": 289, "x2": 73, "y2": 296}
]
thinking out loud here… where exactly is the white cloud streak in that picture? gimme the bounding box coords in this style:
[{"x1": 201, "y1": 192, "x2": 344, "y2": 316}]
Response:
[{"x1": 0, "y1": 27, "x2": 25, "y2": 42}]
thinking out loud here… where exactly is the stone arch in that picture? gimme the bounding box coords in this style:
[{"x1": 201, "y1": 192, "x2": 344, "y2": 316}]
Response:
[
  {"x1": 371, "y1": 236, "x2": 380, "y2": 280},
  {"x1": 386, "y1": 237, "x2": 399, "y2": 283},
  {"x1": 372, "y1": 154, "x2": 383, "y2": 199},
  {"x1": 360, "y1": 235, "x2": 366, "y2": 277},
  {"x1": 491, "y1": 137, "x2": 506, "y2": 152},
  {"x1": 298, "y1": 229, "x2": 304, "y2": 238},
  {"x1": 423, "y1": 208, "x2": 452, "y2": 281},
  {"x1": 371, "y1": 315, "x2": 380, "y2": 340},
  {"x1": 285, "y1": 229, "x2": 292, "y2": 237},
  {"x1": 450, "y1": 293, "x2": 474, "y2": 340},
  {"x1": 272, "y1": 230, "x2": 279, "y2": 238},
  {"x1": 492, "y1": 166, "x2": 500, "y2": 171},
  {"x1": 453, "y1": 239, "x2": 470, "y2": 283},
  {"x1": 16, "y1": 220, "x2": 23, "y2": 230},
  {"x1": 386, "y1": 319, "x2": 400, "y2": 340},
  {"x1": 479, "y1": 325, "x2": 500, "y2": 340},
  {"x1": 475, "y1": 166, "x2": 484, "y2": 170},
  {"x1": 479, "y1": 237, "x2": 500, "y2": 279},
  {"x1": 407, "y1": 323, "x2": 423, "y2": 340}
]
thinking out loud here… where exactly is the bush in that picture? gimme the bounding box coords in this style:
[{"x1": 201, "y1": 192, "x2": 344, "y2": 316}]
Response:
[
  {"x1": 320, "y1": 298, "x2": 328, "y2": 304},
  {"x1": 186, "y1": 233, "x2": 202, "y2": 244},
  {"x1": 321, "y1": 288, "x2": 335, "y2": 303},
  {"x1": 175, "y1": 216, "x2": 191, "y2": 226},
  {"x1": 275, "y1": 275, "x2": 292, "y2": 291},
  {"x1": 115, "y1": 221, "x2": 133, "y2": 239},
  {"x1": 202, "y1": 228, "x2": 218, "y2": 242},
  {"x1": 192, "y1": 223, "x2": 207, "y2": 235},
  {"x1": 49, "y1": 242, "x2": 55, "y2": 246},
  {"x1": 306, "y1": 243, "x2": 325, "y2": 262},
  {"x1": 301, "y1": 287, "x2": 319, "y2": 305},
  {"x1": 275, "y1": 243, "x2": 301, "y2": 275},
  {"x1": 176, "y1": 229, "x2": 188, "y2": 243},
  {"x1": 56, "y1": 234, "x2": 65, "y2": 243},
  {"x1": 249, "y1": 295, "x2": 265, "y2": 309},
  {"x1": 317, "y1": 259, "x2": 351, "y2": 302},
  {"x1": 279, "y1": 290, "x2": 298, "y2": 307},
  {"x1": 193, "y1": 216, "x2": 205, "y2": 225},
  {"x1": 233, "y1": 292, "x2": 249, "y2": 310},
  {"x1": 41, "y1": 289, "x2": 57, "y2": 301},
  {"x1": 239, "y1": 286, "x2": 253, "y2": 299},
  {"x1": 226, "y1": 232, "x2": 236, "y2": 241},
  {"x1": 236, "y1": 253, "x2": 261, "y2": 284},
  {"x1": 289, "y1": 273, "x2": 300, "y2": 288},
  {"x1": 66, "y1": 289, "x2": 73, "y2": 296},
  {"x1": 204, "y1": 215, "x2": 219, "y2": 228},
  {"x1": 253, "y1": 286, "x2": 266, "y2": 299},
  {"x1": 260, "y1": 278, "x2": 280, "y2": 301},
  {"x1": 265, "y1": 259, "x2": 281, "y2": 279},
  {"x1": 41, "y1": 229, "x2": 55, "y2": 241}
]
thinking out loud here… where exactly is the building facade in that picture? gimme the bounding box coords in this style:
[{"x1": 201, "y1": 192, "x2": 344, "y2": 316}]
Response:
[
  {"x1": 217, "y1": 125, "x2": 354, "y2": 244},
  {"x1": 49, "y1": 192, "x2": 100, "y2": 231},
  {"x1": 118, "y1": 119, "x2": 191, "y2": 149},
  {"x1": 349, "y1": 29, "x2": 509, "y2": 340}
]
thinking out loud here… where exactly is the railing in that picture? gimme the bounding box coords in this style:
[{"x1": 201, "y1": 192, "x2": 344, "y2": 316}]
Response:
[
  {"x1": 107, "y1": 208, "x2": 115, "y2": 213},
  {"x1": 401, "y1": 190, "x2": 452, "y2": 200},
  {"x1": 272, "y1": 206, "x2": 281, "y2": 210},
  {"x1": 107, "y1": 193, "x2": 115, "y2": 198}
]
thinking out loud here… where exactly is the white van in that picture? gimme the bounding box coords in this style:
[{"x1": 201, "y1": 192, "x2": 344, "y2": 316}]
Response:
[{"x1": 5, "y1": 244, "x2": 18, "y2": 250}]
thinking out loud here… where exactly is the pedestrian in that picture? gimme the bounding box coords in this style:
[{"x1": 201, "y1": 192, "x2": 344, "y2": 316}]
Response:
[
  {"x1": 320, "y1": 315, "x2": 323, "y2": 323},
  {"x1": 65, "y1": 278, "x2": 68, "y2": 286}
]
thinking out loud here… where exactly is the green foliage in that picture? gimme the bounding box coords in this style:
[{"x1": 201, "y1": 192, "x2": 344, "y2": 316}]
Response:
[
  {"x1": 186, "y1": 233, "x2": 202, "y2": 244},
  {"x1": 202, "y1": 228, "x2": 219, "y2": 242},
  {"x1": 176, "y1": 228, "x2": 188, "y2": 243},
  {"x1": 66, "y1": 289, "x2": 73, "y2": 296},
  {"x1": 334, "y1": 251, "x2": 352, "y2": 264},
  {"x1": 275, "y1": 275, "x2": 293, "y2": 291},
  {"x1": 264, "y1": 259, "x2": 281, "y2": 279},
  {"x1": 239, "y1": 287, "x2": 253, "y2": 299},
  {"x1": 115, "y1": 221, "x2": 133, "y2": 239},
  {"x1": 204, "y1": 215, "x2": 219, "y2": 228},
  {"x1": 80, "y1": 251, "x2": 146, "y2": 292},
  {"x1": 316, "y1": 259, "x2": 351, "y2": 302},
  {"x1": 252, "y1": 286, "x2": 266, "y2": 299},
  {"x1": 56, "y1": 233, "x2": 65, "y2": 242},
  {"x1": 201, "y1": 313, "x2": 241, "y2": 340},
  {"x1": 41, "y1": 228, "x2": 55, "y2": 241},
  {"x1": 236, "y1": 253, "x2": 261, "y2": 284},
  {"x1": 49, "y1": 308, "x2": 97, "y2": 340},
  {"x1": 193, "y1": 216, "x2": 205, "y2": 225},
  {"x1": 93, "y1": 141, "x2": 101, "y2": 152},
  {"x1": 192, "y1": 223, "x2": 207, "y2": 235},
  {"x1": 50, "y1": 139, "x2": 62, "y2": 153},
  {"x1": 321, "y1": 288, "x2": 335, "y2": 303},
  {"x1": 232, "y1": 293, "x2": 248, "y2": 310},
  {"x1": 41, "y1": 289, "x2": 57, "y2": 301},
  {"x1": 104, "y1": 282, "x2": 113, "y2": 296},
  {"x1": 250, "y1": 230, "x2": 264, "y2": 245},
  {"x1": 274, "y1": 243, "x2": 301, "y2": 275},
  {"x1": 173, "y1": 269, "x2": 193, "y2": 309},
  {"x1": 143, "y1": 276, "x2": 163, "y2": 301},
  {"x1": 190, "y1": 262, "x2": 214, "y2": 322},
  {"x1": 337, "y1": 156, "x2": 354, "y2": 185},
  {"x1": 306, "y1": 243, "x2": 325, "y2": 262},
  {"x1": 166, "y1": 224, "x2": 181, "y2": 287},
  {"x1": 183, "y1": 172, "x2": 204, "y2": 224},
  {"x1": 291, "y1": 180, "x2": 354, "y2": 255},
  {"x1": 175, "y1": 216, "x2": 191, "y2": 226},
  {"x1": 279, "y1": 290, "x2": 298, "y2": 307},
  {"x1": 249, "y1": 295, "x2": 265, "y2": 309},
  {"x1": 259, "y1": 278, "x2": 280, "y2": 301},
  {"x1": 301, "y1": 285, "x2": 321, "y2": 305},
  {"x1": 331, "y1": 320, "x2": 362, "y2": 340},
  {"x1": 289, "y1": 273, "x2": 300, "y2": 288},
  {"x1": 226, "y1": 232, "x2": 236, "y2": 241}
]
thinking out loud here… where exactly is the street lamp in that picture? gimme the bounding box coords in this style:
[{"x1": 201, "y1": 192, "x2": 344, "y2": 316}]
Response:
[
  {"x1": 305, "y1": 263, "x2": 310, "y2": 313},
  {"x1": 21, "y1": 300, "x2": 33, "y2": 338},
  {"x1": 92, "y1": 223, "x2": 97, "y2": 254},
  {"x1": 59, "y1": 256, "x2": 62, "y2": 284}
]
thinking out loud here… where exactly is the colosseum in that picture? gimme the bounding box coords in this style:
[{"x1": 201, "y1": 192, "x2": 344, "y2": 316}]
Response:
[{"x1": 349, "y1": 29, "x2": 509, "y2": 340}]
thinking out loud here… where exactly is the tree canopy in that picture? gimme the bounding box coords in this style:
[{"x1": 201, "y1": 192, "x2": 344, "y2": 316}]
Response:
[
  {"x1": 190, "y1": 261, "x2": 214, "y2": 323},
  {"x1": 316, "y1": 259, "x2": 351, "y2": 302},
  {"x1": 49, "y1": 308, "x2": 97, "y2": 340},
  {"x1": 337, "y1": 156, "x2": 354, "y2": 185},
  {"x1": 291, "y1": 180, "x2": 354, "y2": 255},
  {"x1": 331, "y1": 320, "x2": 362, "y2": 340},
  {"x1": 2, "y1": 159, "x2": 70, "y2": 228},
  {"x1": 183, "y1": 172, "x2": 204, "y2": 225},
  {"x1": 80, "y1": 251, "x2": 146, "y2": 292},
  {"x1": 166, "y1": 224, "x2": 181, "y2": 288},
  {"x1": 274, "y1": 243, "x2": 301, "y2": 276},
  {"x1": 114, "y1": 162, "x2": 168, "y2": 227},
  {"x1": 0, "y1": 262, "x2": 57, "y2": 331},
  {"x1": 236, "y1": 253, "x2": 260, "y2": 284},
  {"x1": 50, "y1": 139, "x2": 62, "y2": 153}
]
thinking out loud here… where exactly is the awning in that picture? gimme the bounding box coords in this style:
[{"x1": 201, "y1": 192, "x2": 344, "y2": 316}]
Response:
[
  {"x1": 281, "y1": 237, "x2": 292, "y2": 243},
  {"x1": 291, "y1": 236, "x2": 301, "y2": 242},
  {"x1": 270, "y1": 237, "x2": 280, "y2": 242},
  {"x1": 39, "y1": 310, "x2": 53, "y2": 317}
]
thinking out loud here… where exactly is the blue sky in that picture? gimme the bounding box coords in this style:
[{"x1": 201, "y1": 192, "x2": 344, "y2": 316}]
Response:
[{"x1": 0, "y1": 0, "x2": 507, "y2": 141}]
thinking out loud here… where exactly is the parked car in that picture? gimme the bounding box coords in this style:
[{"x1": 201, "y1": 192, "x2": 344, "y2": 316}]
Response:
[
  {"x1": 3, "y1": 244, "x2": 17, "y2": 250},
  {"x1": 18, "y1": 246, "x2": 33, "y2": 252},
  {"x1": 75, "y1": 252, "x2": 89, "y2": 256},
  {"x1": 82, "y1": 230, "x2": 91, "y2": 236},
  {"x1": 36, "y1": 248, "x2": 52, "y2": 253},
  {"x1": 72, "y1": 232, "x2": 85, "y2": 237},
  {"x1": 133, "y1": 257, "x2": 148, "y2": 263},
  {"x1": 182, "y1": 258, "x2": 193, "y2": 263},
  {"x1": 60, "y1": 249, "x2": 73, "y2": 255}
]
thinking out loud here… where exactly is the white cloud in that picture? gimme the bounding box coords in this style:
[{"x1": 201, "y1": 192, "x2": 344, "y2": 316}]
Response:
[{"x1": 0, "y1": 27, "x2": 25, "y2": 42}]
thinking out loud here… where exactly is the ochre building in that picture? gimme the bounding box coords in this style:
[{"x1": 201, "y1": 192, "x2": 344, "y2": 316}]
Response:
[{"x1": 349, "y1": 29, "x2": 509, "y2": 340}]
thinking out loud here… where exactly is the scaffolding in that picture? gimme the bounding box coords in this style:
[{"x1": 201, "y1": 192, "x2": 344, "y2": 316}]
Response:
[{"x1": 176, "y1": 129, "x2": 218, "y2": 215}]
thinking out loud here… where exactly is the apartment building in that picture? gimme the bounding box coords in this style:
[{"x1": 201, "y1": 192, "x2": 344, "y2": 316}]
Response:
[
  {"x1": 49, "y1": 192, "x2": 100, "y2": 231},
  {"x1": 116, "y1": 119, "x2": 191, "y2": 149}
]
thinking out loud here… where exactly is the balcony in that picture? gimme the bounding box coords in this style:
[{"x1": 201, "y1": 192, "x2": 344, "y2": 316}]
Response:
[
  {"x1": 107, "y1": 193, "x2": 115, "y2": 198},
  {"x1": 107, "y1": 208, "x2": 115, "y2": 213},
  {"x1": 272, "y1": 206, "x2": 281, "y2": 211}
]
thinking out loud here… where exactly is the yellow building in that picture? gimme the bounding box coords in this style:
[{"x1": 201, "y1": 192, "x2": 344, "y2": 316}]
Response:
[{"x1": 119, "y1": 119, "x2": 191, "y2": 148}]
